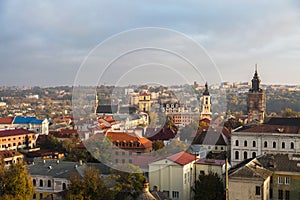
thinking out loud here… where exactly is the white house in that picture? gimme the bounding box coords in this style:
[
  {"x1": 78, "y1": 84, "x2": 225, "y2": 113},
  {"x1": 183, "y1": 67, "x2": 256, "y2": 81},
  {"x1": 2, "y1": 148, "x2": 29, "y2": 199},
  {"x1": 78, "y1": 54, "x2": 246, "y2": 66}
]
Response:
[{"x1": 148, "y1": 151, "x2": 197, "y2": 200}]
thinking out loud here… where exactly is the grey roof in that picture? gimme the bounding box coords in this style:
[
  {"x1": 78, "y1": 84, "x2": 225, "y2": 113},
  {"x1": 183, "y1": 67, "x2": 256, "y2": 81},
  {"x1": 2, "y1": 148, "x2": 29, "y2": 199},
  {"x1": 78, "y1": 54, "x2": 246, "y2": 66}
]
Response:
[
  {"x1": 229, "y1": 158, "x2": 272, "y2": 180},
  {"x1": 27, "y1": 160, "x2": 111, "y2": 179},
  {"x1": 257, "y1": 154, "x2": 300, "y2": 173}
]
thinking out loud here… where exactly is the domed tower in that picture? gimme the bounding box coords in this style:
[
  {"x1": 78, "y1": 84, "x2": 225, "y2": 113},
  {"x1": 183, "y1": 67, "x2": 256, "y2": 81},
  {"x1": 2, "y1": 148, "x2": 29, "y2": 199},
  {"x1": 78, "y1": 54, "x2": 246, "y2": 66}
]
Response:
[
  {"x1": 200, "y1": 82, "x2": 212, "y2": 120},
  {"x1": 247, "y1": 65, "x2": 266, "y2": 123}
]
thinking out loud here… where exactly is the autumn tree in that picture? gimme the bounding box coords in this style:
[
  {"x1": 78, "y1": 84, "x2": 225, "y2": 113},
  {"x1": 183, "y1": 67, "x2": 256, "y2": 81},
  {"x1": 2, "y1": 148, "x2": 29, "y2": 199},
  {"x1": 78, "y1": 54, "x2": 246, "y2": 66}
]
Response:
[
  {"x1": 111, "y1": 164, "x2": 145, "y2": 200},
  {"x1": 152, "y1": 140, "x2": 164, "y2": 151},
  {"x1": 0, "y1": 162, "x2": 35, "y2": 200},
  {"x1": 193, "y1": 171, "x2": 224, "y2": 200},
  {"x1": 67, "y1": 166, "x2": 114, "y2": 200}
]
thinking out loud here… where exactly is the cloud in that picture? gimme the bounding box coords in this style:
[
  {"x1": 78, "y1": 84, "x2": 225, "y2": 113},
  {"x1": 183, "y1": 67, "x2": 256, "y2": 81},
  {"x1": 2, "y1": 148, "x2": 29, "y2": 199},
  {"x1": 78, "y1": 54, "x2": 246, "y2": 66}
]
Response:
[{"x1": 0, "y1": 0, "x2": 299, "y2": 85}]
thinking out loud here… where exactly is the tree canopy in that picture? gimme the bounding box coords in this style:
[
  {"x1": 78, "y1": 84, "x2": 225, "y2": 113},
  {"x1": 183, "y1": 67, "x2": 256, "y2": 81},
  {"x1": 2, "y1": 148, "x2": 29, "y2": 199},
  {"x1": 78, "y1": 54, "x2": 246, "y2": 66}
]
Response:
[
  {"x1": 193, "y1": 171, "x2": 224, "y2": 200},
  {"x1": 0, "y1": 161, "x2": 35, "y2": 200},
  {"x1": 67, "y1": 166, "x2": 114, "y2": 200}
]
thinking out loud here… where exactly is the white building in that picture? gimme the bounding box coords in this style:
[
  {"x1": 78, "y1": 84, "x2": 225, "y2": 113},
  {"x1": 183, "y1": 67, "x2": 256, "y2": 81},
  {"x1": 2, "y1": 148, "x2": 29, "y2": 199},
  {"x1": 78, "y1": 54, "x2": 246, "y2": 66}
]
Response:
[
  {"x1": 148, "y1": 151, "x2": 196, "y2": 200},
  {"x1": 231, "y1": 122, "x2": 300, "y2": 166}
]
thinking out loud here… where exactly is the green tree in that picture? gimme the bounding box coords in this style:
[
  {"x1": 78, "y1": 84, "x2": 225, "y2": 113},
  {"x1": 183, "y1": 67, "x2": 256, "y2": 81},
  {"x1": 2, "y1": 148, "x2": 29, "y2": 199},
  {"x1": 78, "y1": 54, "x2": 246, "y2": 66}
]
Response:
[
  {"x1": 111, "y1": 164, "x2": 145, "y2": 200},
  {"x1": 68, "y1": 166, "x2": 114, "y2": 200},
  {"x1": 0, "y1": 162, "x2": 35, "y2": 200},
  {"x1": 193, "y1": 171, "x2": 224, "y2": 200}
]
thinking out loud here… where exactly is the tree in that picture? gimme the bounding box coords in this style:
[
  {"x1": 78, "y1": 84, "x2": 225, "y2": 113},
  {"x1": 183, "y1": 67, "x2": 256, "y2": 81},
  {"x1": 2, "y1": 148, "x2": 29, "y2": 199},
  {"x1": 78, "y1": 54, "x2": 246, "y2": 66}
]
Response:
[
  {"x1": 152, "y1": 140, "x2": 164, "y2": 151},
  {"x1": 164, "y1": 115, "x2": 178, "y2": 132},
  {"x1": 68, "y1": 166, "x2": 114, "y2": 200},
  {"x1": 111, "y1": 164, "x2": 145, "y2": 200},
  {"x1": 193, "y1": 171, "x2": 224, "y2": 200},
  {"x1": 0, "y1": 162, "x2": 35, "y2": 200}
]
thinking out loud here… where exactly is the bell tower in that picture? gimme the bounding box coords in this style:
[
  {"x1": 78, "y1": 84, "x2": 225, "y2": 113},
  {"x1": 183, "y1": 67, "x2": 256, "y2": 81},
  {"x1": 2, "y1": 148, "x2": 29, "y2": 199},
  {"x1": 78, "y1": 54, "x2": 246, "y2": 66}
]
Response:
[
  {"x1": 247, "y1": 65, "x2": 266, "y2": 123},
  {"x1": 200, "y1": 82, "x2": 212, "y2": 120}
]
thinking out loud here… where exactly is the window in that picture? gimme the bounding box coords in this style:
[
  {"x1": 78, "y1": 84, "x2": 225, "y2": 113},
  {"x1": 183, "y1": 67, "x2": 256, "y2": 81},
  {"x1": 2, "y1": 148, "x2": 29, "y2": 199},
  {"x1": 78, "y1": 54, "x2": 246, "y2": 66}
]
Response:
[
  {"x1": 235, "y1": 140, "x2": 239, "y2": 146},
  {"x1": 33, "y1": 193, "x2": 36, "y2": 199},
  {"x1": 282, "y1": 142, "x2": 285, "y2": 149},
  {"x1": 273, "y1": 142, "x2": 276, "y2": 148},
  {"x1": 129, "y1": 151, "x2": 132, "y2": 156},
  {"x1": 291, "y1": 142, "x2": 294, "y2": 149},
  {"x1": 122, "y1": 151, "x2": 125, "y2": 155},
  {"x1": 39, "y1": 180, "x2": 43, "y2": 187},
  {"x1": 172, "y1": 191, "x2": 179, "y2": 198},
  {"x1": 115, "y1": 159, "x2": 118, "y2": 163},
  {"x1": 122, "y1": 159, "x2": 125, "y2": 163},
  {"x1": 244, "y1": 151, "x2": 247, "y2": 159},
  {"x1": 115, "y1": 151, "x2": 118, "y2": 155},
  {"x1": 244, "y1": 141, "x2": 247, "y2": 147},
  {"x1": 285, "y1": 190, "x2": 290, "y2": 200},
  {"x1": 33, "y1": 179, "x2": 36, "y2": 186},
  {"x1": 253, "y1": 141, "x2": 256, "y2": 147},
  {"x1": 163, "y1": 191, "x2": 169, "y2": 198},
  {"x1": 269, "y1": 189, "x2": 273, "y2": 199},
  {"x1": 285, "y1": 177, "x2": 290, "y2": 185},
  {"x1": 278, "y1": 176, "x2": 283, "y2": 184},
  {"x1": 129, "y1": 159, "x2": 132, "y2": 164},
  {"x1": 235, "y1": 151, "x2": 239, "y2": 160},
  {"x1": 40, "y1": 193, "x2": 43, "y2": 199},
  {"x1": 252, "y1": 152, "x2": 256, "y2": 158},
  {"x1": 264, "y1": 141, "x2": 268, "y2": 148},
  {"x1": 200, "y1": 170, "x2": 205, "y2": 176},
  {"x1": 63, "y1": 183, "x2": 66, "y2": 190},
  {"x1": 47, "y1": 180, "x2": 51, "y2": 187},
  {"x1": 278, "y1": 189, "x2": 283, "y2": 200},
  {"x1": 255, "y1": 186, "x2": 261, "y2": 195}
]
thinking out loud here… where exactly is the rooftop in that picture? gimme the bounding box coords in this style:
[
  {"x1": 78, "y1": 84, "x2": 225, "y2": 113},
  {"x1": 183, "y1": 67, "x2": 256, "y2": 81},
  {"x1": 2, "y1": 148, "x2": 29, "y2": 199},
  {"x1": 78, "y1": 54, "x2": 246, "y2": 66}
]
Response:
[
  {"x1": 167, "y1": 151, "x2": 196, "y2": 166},
  {"x1": 0, "y1": 128, "x2": 35, "y2": 137}
]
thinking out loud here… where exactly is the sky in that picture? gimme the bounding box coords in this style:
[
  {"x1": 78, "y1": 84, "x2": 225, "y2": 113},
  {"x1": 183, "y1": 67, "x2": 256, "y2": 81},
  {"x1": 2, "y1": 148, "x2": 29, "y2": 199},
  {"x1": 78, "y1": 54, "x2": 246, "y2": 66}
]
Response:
[{"x1": 0, "y1": 0, "x2": 300, "y2": 86}]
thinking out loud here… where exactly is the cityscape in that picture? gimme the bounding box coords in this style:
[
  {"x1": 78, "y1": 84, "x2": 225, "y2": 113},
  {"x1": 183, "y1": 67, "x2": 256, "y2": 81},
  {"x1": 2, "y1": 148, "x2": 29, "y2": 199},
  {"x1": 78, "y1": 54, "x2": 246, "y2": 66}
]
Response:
[{"x1": 1, "y1": 1, "x2": 300, "y2": 200}]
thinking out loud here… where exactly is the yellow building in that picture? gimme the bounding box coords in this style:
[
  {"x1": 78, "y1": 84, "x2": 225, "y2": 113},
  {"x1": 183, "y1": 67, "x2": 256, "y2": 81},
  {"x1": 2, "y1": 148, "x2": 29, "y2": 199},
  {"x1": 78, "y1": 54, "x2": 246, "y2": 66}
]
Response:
[{"x1": 139, "y1": 92, "x2": 151, "y2": 112}]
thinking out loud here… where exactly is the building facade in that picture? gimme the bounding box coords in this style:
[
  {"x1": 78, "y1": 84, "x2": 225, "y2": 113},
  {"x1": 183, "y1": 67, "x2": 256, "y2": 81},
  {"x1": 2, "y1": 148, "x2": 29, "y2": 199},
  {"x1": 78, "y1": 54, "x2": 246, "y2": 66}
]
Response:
[
  {"x1": 0, "y1": 128, "x2": 37, "y2": 150},
  {"x1": 247, "y1": 66, "x2": 266, "y2": 123},
  {"x1": 200, "y1": 82, "x2": 212, "y2": 121},
  {"x1": 149, "y1": 151, "x2": 196, "y2": 200},
  {"x1": 231, "y1": 124, "x2": 300, "y2": 166}
]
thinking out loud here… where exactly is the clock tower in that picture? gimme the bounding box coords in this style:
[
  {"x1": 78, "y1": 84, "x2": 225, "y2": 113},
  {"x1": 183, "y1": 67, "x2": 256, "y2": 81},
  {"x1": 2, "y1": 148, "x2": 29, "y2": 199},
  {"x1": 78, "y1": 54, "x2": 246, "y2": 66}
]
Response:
[{"x1": 247, "y1": 65, "x2": 266, "y2": 123}]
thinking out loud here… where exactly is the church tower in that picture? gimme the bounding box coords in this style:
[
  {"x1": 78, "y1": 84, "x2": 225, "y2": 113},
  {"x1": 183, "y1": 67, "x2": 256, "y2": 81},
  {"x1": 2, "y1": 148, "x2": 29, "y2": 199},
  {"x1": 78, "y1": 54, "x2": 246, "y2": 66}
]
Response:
[
  {"x1": 200, "y1": 82, "x2": 212, "y2": 120},
  {"x1": 247, "y1": 65, "x2": 266, "y2": 123}
]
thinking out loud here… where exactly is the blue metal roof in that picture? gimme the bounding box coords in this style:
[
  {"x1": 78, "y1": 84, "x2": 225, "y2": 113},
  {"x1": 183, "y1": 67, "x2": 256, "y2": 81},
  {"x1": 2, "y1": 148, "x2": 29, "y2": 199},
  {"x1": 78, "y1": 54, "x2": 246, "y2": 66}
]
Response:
[{"x1": 13, "y1": 116, "x2": 43, "y2": 125}]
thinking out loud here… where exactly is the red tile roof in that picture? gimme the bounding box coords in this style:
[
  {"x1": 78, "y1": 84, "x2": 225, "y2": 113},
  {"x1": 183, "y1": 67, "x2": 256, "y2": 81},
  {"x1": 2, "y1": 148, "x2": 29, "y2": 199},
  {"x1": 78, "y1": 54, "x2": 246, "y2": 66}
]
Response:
[
  {"x1": 0, "y1": 150, "x2": 23, "y2": 158},
  {"x1": 0, "y1": 117, "x2": 14, "y2": 124},
  {"x1": 167, "y1": 151, "x2": 196, "y2": 166},
  {"x1": 106, "y1": 131, "x2": 152, "y2": 149},
  {"x1": 0, "y1": 129, "x2": 35, "y2": 137},
  {"x1": 140, "y1": 92, "x2": 149, "y2": 96}
]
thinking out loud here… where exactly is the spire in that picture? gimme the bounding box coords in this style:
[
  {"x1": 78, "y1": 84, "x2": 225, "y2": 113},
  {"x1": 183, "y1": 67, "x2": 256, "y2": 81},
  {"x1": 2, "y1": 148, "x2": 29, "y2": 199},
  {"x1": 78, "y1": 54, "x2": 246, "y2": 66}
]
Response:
[
  {"x1": 250, "y1": 64, "x2": 261, "y2": 92},
  {"x1": 203, "y1": 82, "x2": 210, "y2": 95}
]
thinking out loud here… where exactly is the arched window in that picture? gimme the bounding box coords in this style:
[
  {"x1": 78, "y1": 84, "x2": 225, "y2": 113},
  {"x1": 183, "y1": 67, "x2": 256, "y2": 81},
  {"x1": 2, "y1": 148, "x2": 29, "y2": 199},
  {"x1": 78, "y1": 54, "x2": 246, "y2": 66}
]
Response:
[
  {"x1": 62, "y1": 183, "x2": 67, "y2": 190},
  {"x1": 235, "y1": 151, "x2": 239, "y2": 160},
  {"x1": 33, "y1": 179, "x2": 36, "y2": 186},
  {"x1": 235, "y1": 140, "x2": 239, "y2": 146},
  {"x1": 291, "y1": 142, "x2": 294, "y2": 149},
  {"x1": 244, "y1": 141, "x2": 247, "y2": 147},
  {"x1": 282, "y1": 142, "x2": 285, "y2": 149},
  {"x1": 253, "y1": 141, "x2": 256, "y2": 147},
  {"x1": 252, "y1": 152, "x2": 256, "y2": 158},
  {"x1": 48, "y1": 180, "x2": 51, "y2": 187},
  {"x1": 39, "y1": 180, "x2": 43, "y2": 187},
  {"x1": 264, "y1": 141, "x2": 268, "y2": 148},
  {"x1": 273, "y1": 142, "x2": 276, "y2": 148},
  {"x1": 244, "y1": 152, "x2": 248, "y2": 160}
]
